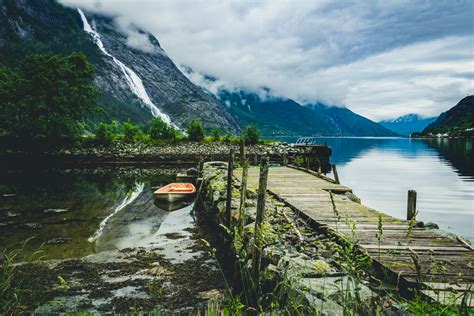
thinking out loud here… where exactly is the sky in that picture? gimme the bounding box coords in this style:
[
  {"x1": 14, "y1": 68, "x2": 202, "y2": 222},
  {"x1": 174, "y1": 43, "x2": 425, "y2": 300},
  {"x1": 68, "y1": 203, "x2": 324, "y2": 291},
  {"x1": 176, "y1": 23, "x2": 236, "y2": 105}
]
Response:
[{"x1": 60, "y1": 0, "x2": 473, "y2": 121}]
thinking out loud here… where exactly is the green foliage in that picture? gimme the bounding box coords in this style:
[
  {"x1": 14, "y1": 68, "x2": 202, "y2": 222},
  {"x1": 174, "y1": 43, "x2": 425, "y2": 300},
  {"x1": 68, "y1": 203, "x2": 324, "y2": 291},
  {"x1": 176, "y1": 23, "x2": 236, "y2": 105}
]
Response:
[
  {"x1": 186, "y1": 119, "x2": 205, "y2": 142},
  {"x1": 210, "y1": 128, "x2": 222, "y2": 142},
  {"x1": 123, "y1": 120, "x2": 144, "y2": 143},
  {"x1": 148, "y1": 117, "x2": 179, "y2": 143},
  {"x1": 1, "y1": 238, "x2": 44, "y2": 315},
  {"x1": 0, "y1": 52, "x2": 98, "y2": 150},
  {"x1": 95, "y1": 123, "x2": 114, "y2": 145},
  {"x1": 243, "y1": 125, "x2": 260, "y2": 145}
]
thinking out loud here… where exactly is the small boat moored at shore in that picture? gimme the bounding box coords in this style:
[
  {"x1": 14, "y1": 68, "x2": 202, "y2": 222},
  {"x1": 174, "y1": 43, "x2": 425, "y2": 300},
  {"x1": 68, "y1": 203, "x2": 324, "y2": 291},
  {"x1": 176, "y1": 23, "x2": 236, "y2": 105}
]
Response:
[{"x1": 153, "y1": 183, "x2": 196, "y2": 211}]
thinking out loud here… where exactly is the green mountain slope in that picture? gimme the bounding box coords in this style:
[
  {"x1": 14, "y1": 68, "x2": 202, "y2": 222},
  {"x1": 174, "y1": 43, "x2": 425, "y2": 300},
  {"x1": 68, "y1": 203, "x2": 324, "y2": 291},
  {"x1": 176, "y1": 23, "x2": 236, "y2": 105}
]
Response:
[
  {"x1": 218, "y1": 90, "x2": 398, "y2": 137},
  {"x1": 422, "y1": 96, "x2": 474, "y2": 137}
]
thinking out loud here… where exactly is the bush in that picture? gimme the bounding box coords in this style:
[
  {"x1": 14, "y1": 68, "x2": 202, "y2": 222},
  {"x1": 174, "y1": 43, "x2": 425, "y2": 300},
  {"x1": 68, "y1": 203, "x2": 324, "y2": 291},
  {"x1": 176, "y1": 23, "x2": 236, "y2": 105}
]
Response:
[
  {"x1": 123, "y1": 121, "x2": 143, "y2": 143},
  {"x1": 95, "y1": 123, "x2": 114, "y2": 145},
  {"x1": 210, "y1": 128, "x2": 222, "y2": 142},
  {"x1": 148, "y1": 117, "x2": 179, "y2": 143},
  {"x1": 243, "y1": 125, "x2": 260, "y2": 145},
  {"x1": 186, "y1": 119, "x2": 205, "y2": 142}
]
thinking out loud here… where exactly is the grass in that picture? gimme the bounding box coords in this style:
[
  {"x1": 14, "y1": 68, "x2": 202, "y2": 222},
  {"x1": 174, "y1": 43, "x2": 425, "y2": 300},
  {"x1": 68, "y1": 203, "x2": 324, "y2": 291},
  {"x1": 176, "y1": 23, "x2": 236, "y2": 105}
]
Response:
[{"x1": 0, "y1": 238, "x2": 44, "y2": 315}]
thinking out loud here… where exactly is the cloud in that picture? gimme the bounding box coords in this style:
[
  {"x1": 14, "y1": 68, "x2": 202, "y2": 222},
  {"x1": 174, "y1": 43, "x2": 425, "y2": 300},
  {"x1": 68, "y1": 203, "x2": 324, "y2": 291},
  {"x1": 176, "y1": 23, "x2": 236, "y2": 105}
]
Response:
[{"x1": 60, "y1": 0, "x2": 473, "y2": 120}]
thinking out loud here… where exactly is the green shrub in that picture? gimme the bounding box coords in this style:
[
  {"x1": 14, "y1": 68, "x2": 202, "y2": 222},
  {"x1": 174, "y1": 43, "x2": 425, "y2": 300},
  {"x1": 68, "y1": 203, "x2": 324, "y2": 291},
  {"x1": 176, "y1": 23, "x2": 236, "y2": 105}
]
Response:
[
  {"x1": 95, "y1": 123, "x2": 113, "y2": 145},
  {"x1": 210, "y1": 128, "x2": 222, "y2": 142},
  {"x1": 186, "y1": 119, "x2": 205, "y2": 142},
  {"x1": 243, "y1": 125, "x2": 260, "y2": 145},
  {"x1": 148, "y1": 117, "x2": 179, "y2": 143},
  {"x1": 123, "y1": 120, "x2": 143, "y2": 143}
]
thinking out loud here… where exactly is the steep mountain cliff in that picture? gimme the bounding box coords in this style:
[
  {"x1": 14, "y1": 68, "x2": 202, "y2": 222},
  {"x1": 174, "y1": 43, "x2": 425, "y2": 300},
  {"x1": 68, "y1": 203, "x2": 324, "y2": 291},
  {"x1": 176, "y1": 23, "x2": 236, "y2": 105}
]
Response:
[
  {"x1": 0, "y1": 0, "x2": 238, "y2": 131},
  {"x1": 379, "y1": 114, "x2": 437, "y2": 136},
  {"x1": 216, "y1": 89, "x2": 398, "y2": 137},
  {"x1": 422, "y1": 95, "x2": 474, "y2": 136}
]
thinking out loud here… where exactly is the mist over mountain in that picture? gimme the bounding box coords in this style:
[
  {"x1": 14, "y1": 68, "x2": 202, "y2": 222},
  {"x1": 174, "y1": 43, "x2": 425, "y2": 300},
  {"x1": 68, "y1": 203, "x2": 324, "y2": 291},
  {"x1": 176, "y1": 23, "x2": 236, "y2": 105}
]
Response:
[
  {"x1": 379, "y1": 114, "x2": 437, "y2": 136},
  {"x1": 215, "y1": 89, "x2": 398, "y2": 137}
]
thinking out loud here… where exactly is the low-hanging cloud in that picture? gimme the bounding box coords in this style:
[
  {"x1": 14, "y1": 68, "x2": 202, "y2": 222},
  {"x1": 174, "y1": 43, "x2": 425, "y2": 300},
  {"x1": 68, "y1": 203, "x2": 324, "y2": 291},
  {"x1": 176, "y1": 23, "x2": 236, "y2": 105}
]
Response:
[{"x1": 60, "y1": 0, "x2": 473, "y2": 120}]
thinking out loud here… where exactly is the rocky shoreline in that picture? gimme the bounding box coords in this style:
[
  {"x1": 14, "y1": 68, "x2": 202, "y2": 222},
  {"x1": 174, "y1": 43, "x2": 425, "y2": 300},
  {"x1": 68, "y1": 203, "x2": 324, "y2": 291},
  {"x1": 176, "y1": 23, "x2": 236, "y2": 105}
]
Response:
[{"x1": 1, "y1": 142, "x2": 303, "y2": 166}]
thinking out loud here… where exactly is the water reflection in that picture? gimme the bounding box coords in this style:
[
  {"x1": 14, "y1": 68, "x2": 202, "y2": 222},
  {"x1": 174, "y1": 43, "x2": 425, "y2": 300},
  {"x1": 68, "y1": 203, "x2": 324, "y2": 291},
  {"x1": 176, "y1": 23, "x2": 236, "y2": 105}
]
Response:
[
  {"x1": 276, "y1": 137, "x2": 474, "y2": 242},
  {"x1": 0, "y1": 167, "x2": 177, "y2": 259}
]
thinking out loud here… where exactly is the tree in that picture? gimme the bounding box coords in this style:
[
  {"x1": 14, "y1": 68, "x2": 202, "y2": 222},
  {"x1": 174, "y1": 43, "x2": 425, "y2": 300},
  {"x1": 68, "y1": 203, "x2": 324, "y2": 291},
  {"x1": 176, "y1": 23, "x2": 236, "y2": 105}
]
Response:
[
  {"x1": 210, "y1": 128, "x2": 222, "y2": 142},
  {"x1": 148, "y1": 117, "x2": 179, "y2": 143},
  {"x1": 95, "y1": 123, "x2": 114, "y2": 145},
  {"x1": 0, "y1": 52, "x2": 98, "y2": 150},
  {"x1": 186, "y1": 119, "x2": 204, "y2": 142},
  {"x1": 243, "y1": 125, "x2": 260, "y2": 145},
  {"x1": 123, "y1": 120, "x2": 143, "y2": 143}
]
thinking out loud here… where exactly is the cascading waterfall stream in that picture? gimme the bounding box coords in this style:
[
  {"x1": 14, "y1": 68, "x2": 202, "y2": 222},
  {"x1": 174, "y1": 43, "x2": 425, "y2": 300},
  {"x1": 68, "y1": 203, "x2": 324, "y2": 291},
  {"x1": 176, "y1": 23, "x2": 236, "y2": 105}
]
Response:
[
  {"x1": 77, "y1": 8, "x2": 177, "y2": 127},
  {"x1": 88, "y1": 183, "x2": 145, "y2": 243}
]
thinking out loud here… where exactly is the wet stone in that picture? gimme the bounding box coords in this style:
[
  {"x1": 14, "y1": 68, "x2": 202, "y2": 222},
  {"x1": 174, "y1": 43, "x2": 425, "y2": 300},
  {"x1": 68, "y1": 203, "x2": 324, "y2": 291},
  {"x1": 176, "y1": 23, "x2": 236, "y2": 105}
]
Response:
[
  {"x1": 44, "y1": 208, "x2": 69, "y2": 213},
  {"x1": 46, "y1": 238, "x2": 71, "y2": 245}
]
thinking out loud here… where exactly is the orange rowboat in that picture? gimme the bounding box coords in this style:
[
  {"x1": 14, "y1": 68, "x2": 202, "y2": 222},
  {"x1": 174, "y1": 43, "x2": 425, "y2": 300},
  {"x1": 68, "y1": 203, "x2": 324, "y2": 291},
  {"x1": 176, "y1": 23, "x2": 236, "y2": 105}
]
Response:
[{"x1": 153, "y1": 183, "x2": 196, "y2": 211}]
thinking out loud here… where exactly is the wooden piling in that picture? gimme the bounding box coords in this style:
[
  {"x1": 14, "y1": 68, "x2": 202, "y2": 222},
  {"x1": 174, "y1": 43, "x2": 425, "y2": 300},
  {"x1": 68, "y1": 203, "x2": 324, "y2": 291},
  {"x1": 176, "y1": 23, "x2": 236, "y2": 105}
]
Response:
[
  {"x1": 252, "y1": 157, "x2": 269, "y2": 281},
  {"x1": 198, "y1": 158, "x2": 204, "y2": 176},
  {"x1": 305, "y1": 156, "x2": 310, "y2": 171},
  {"x1": 239, "y1": 139, "x2": 248, "y2": 231},
  {"x1": 407, "y1": 189, "x2": 417, "y2": 220},
  {"x1": 282, "y1": 153, "x2": 288, "y2": 166},
  {"x1": 332, "y1": 164, "x2": 340, "y2": 184},
  {"x1": 225, "y1": 149, "x2": 234, "y2": 228}
]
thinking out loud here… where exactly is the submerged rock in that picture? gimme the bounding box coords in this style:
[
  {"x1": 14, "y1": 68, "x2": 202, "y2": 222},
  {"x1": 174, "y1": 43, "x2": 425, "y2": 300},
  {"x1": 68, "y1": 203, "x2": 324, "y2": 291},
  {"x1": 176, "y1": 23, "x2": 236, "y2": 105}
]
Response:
[
  {"x1": 46, "y1": 238, "x2": 71, "y2": 245},
  {"x1": 24, "y1": 222, "x2": 43, "y2": 229},
  {"x1": 44, "y1": 208, "x2": 69, "y2": 213}
]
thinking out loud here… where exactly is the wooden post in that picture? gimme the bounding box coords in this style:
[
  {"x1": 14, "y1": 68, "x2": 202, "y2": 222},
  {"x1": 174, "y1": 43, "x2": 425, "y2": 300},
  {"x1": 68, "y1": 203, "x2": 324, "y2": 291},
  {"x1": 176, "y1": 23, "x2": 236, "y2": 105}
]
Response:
[
  {"x1": 225, "y1": 149, "x2": 234, "y2": 228},
  {"x1": 253, "y1": 154, "x2": 258, "y2": 166},
  {"x1": 332, "y1": 164, "x2": 340, "y2": 184},
  {"x1": 407, "y1": 190, "x2": 417, "y2": 221},
  {"x1": 198, "y1": 158, "x2": 204, "y2": 176},
  {"x1": 317, "y1": 158, "x2": 322, "y2": 175},
  {"x1": 239, "y1": 138, "x2": 246, "y2": 163},
  {"x1": 239, "y1": 140, "x2": 248, "y2": 231},
  {"x1": 282, "y1": 153, "x2": 288, "y2": 166},
  {"x1": 252, "y1": 157, "x2": 269, "y2": 281},
  {"x1": 305, "y1": 156, "x2": 309, "y2": 171}
]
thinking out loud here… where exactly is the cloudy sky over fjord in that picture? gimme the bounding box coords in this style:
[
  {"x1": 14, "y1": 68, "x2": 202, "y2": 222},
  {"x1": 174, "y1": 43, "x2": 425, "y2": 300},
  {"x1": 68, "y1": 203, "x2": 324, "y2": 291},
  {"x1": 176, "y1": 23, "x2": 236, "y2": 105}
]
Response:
[{"x1": 61, "y1": 0, "x2": 473, "y2": 121}]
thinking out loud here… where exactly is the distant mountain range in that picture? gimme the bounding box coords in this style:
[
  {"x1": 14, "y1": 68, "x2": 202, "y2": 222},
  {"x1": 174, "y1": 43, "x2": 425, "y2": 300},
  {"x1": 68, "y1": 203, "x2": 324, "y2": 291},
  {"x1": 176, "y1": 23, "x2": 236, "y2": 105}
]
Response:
[
  {"x1": 379, "y1": 114, "x2": 437, "y2": 136},
  {"x1": 421, "y1": 96, "x2": 474, "y2": 137},
  {"x1": 0, "y1": 0, "x2": 407, "y2": 137}
]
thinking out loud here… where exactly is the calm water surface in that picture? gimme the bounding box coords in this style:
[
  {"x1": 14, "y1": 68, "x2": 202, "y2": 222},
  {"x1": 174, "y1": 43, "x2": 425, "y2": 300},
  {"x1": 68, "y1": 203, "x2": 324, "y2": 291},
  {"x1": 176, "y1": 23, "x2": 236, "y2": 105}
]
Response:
[
  {"x1": 0, "y1": 167, "x2": 178, "y2": 259},
  {"x1": 278, "y1": 137, "x2": 474, "y2": 242}
]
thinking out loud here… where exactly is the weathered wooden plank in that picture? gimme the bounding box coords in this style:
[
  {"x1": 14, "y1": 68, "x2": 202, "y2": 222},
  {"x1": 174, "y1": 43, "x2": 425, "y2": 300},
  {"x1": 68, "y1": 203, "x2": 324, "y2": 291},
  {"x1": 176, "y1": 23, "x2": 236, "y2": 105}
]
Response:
[{"x1": 237, "y1": 166, "x2": 474, "y2": 304}]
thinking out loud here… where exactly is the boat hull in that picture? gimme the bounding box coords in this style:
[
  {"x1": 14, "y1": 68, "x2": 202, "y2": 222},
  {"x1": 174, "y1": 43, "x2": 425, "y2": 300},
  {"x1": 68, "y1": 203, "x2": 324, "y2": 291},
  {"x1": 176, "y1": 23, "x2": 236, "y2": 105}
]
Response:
[{"x1": 153, "y1": 183, "x2": 196, "y2": 211}]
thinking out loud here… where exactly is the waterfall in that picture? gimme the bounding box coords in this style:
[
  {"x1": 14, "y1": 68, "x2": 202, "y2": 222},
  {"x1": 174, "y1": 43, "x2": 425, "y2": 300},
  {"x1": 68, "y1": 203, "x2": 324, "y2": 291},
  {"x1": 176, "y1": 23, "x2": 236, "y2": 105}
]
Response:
[
  {"x1": 88, "y1": 183, "x2": 145, "y2": 243},
  {"x1": 77, "y1": 9, "x2": 174, "y2": 126}
]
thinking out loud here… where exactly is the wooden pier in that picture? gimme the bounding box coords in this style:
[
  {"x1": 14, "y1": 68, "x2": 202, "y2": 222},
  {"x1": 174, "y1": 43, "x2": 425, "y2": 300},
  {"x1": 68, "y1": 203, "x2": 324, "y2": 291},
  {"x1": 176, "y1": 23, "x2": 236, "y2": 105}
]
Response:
[{"x1": 236, "y1": 165, "x2": 474, "y2": 305}]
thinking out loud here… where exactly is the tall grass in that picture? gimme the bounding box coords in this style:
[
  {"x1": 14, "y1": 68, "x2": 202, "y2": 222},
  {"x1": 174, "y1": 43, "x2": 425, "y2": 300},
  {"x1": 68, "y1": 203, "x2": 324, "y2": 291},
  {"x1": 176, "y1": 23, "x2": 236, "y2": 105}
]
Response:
[{"x1": 0, "y1": 238, "x2": 44, "y2": 315}]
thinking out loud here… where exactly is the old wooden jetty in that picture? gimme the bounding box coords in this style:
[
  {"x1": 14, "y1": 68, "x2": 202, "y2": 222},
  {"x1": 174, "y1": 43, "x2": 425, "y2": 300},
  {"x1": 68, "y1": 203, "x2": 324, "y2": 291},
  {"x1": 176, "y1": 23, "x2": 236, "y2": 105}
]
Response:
[{"x1": 235, "y1": 164, "x2": 474, "y2": 306}]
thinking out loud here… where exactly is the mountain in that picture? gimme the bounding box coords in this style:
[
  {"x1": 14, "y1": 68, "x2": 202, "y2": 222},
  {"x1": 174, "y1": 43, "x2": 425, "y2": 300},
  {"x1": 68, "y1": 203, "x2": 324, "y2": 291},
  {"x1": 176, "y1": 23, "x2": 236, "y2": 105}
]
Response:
[
  {"x1": 216, "y1": 89, "x2": 398, "y2": 137},
  {"x1": 379, "y1": 114, "x2": 437, "y2": 136},
  {"x1": 0, "y1": 0, "x2": 238, "y2": 131},
  {"x1": 421, "y1": 96, "x2": 474, "y2": 137}
]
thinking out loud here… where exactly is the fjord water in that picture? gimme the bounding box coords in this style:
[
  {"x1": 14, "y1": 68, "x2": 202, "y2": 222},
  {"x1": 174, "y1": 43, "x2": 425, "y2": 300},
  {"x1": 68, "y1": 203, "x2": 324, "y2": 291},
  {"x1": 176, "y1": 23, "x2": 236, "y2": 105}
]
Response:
[
  {"x1": 0, "y1": 168, "x2": 177, "y2": 259},
  {"x1": 281, "y1": 137, "x2": 474, "y2": 242}
]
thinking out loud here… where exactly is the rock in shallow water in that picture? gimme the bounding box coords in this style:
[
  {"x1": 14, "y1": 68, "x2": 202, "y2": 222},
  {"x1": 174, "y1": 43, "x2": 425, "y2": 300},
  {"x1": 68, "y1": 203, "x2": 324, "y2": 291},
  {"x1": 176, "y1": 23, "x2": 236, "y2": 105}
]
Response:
[
  {"x1": 46, "y1": 238, "x2": 71, "y2": 245},
  {"x1": 44, "y1": 208, "x2": 69, "y2": 213}
]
